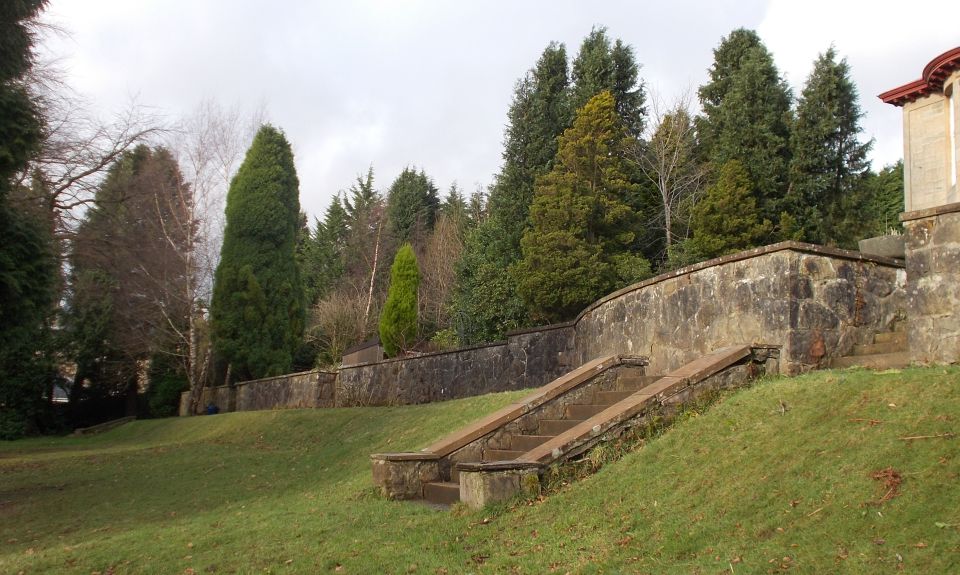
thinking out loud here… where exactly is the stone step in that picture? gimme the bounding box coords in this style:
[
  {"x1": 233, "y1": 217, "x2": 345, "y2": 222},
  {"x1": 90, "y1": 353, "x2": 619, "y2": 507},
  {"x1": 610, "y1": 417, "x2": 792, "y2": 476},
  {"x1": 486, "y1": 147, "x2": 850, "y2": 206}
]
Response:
[
  {"x1": 617, "y1": 374, "x2": 662, "y2": 390},
  {"x1": 853, "y1": 341, "x2": 906, "y2": 356},
  {"x1": 566, "y1": 404, "x2": 611, "y2": 419},
  {"x1": 423, "y1": 481, "x2": 459, "y2": 505},
  {"x1": 483, "y1": 448, "x2": 524, "y2": 461},
  {"x1": 538, "y1": 418, "x2": 584, "y2": 435},
  {"x1": 831, "y1": 351, "x2": 910, "y2": 370},
  {"x1": 594, "y1": 390, "x2": 636, "y2": 404},
  {"x1": 893, "y1": 321, "x2": 906, "y2": 333},
  {"x1": 873, "y1": 330, "x2": 907, "y2": 345},
  {"x1": 510, "y1": 434, "x2": 555, "y2": 452}
]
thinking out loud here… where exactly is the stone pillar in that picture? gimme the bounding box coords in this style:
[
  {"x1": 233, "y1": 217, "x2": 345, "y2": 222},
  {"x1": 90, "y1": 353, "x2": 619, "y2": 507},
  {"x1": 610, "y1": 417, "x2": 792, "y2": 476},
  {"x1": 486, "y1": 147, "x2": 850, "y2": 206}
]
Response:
[
  {"x1": 457, "y1": 462, "x2": 542, "y2": 509},
  {"x1": 370, "y1": 453, "x2": 441, "y2": 500},
  {"x1": 902, "y1": 203, "x2": 960, "y2": 365}
]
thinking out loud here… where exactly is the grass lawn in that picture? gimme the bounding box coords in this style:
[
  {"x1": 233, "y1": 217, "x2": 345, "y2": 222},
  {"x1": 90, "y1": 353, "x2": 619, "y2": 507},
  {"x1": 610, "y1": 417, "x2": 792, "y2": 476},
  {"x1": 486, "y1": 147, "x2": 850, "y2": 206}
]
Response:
[{"x1": 1, "y1": 367, "x2": 958, "y2": 574}]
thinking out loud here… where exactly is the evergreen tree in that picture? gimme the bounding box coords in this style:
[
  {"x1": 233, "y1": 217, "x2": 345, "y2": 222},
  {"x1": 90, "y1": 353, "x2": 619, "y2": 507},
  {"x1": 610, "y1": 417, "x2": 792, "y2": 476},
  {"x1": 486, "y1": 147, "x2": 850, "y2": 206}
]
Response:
[
  {"x1": 697, "y1": 29, "x2": 792, "y2": 227},
  {"x1": 686, "y1": 160, "x2": 772, "y2": 260},
  {"x1": 301, "y1": 195, "x2": 348, "y2": 307},
  {"x1": 0, "y1": 0, "x2": 58, "y2": 437},
  {"x1": 210, "y1": 125, "x2": 304, "y2": 382},
  {"x1": 379, "y1": 243, "x2": 419, "y2": 357},
  {"x1": 452, "y1": 42, "x2": 570, "y2": 343},
  {"x1": 570, "y1": 27, "x2": 646, "y2": 138},
  {"x1": 786, "y1": 47, "x2": 872, "y2": 247},
  {"x1": 386, "y1": 167, "x2": 438, "y2": 244},
  {"x1": 862, "y1": 161, "x2": 904, "y2": 235},
  {"x1": 516, "y1": 92, "x2": 649, "y2": 323},
  {"x1": 65, "y1": 146, "x2": 193, "y2": 418}
]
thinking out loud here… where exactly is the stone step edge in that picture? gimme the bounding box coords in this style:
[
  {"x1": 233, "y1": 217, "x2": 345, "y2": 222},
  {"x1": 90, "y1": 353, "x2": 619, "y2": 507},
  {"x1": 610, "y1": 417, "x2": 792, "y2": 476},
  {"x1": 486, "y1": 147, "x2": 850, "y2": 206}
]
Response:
[
  {"x1": 420, "y1": 354, "x2": 648, "y2": 458},
  {"x1": 517, "y1": 345, "x2": 753, "y2": 466}
]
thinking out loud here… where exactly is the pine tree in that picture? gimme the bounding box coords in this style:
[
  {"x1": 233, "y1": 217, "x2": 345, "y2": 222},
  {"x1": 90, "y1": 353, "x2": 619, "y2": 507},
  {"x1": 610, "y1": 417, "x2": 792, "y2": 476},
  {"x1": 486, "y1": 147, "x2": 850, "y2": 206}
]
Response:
[
  {"x1": 570, "y1": 27, "x2": 646, "y2": 138},
  {"x1": 379, "y1": 243, "x2": 419, "y2": 357},
  {"x1": 0, "y1": 0, "x2": 59, "y2": 437},
  {"x1": 210, "y1": 125, "x2": 304, "y2": 382},
  {"x1": 697, "y1": 29, "x2": 792, "y2": 228},
  {"x1": 862, "y1": 161, "x2": 904, "y2": 235},
  {"x1": 386, "y1": 167, "x2": 438, "y2": 244},
  {"x1": 786, "y1": 47, "x2": 872, "y2": 247},
  {"x1": 516, "y1": 91, "x2": 649, "y2": 323},
  {"x1": 452, "y1": 42, "x2": 570, "y2": 343},
  {"x1": 686, "y1": 160, "x2": 772, "y2": 259}
]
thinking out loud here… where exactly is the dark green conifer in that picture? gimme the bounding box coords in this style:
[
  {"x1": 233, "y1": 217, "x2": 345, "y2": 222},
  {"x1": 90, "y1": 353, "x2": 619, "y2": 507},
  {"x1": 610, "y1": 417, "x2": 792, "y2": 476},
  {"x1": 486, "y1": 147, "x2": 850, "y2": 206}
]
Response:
[
  {"x1": 210, "y1": 125, "x2": 304, "y2": 382},
  {"x1": 697, "y1": 29, "x2": 792, "y2": 228},
  {"x1": 687, "y1": 160, "x2": 772, "y2": 259},
  {"x1": 786, "y1": 47, "x2": 872, "y2": 247}
]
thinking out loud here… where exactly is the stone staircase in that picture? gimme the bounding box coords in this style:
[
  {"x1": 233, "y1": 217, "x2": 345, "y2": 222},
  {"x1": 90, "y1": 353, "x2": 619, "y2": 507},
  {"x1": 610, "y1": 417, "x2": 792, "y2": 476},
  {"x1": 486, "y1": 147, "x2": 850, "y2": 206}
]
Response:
[
  {"x1": 831, "y1": 321, "x2": 909, "y2": 369},
  {"x1": 372, "y1": 345, "x2": 778, "y2": 508},
  {"x1": 420, "y1": 371, "x2": 662, "y2": 505}
]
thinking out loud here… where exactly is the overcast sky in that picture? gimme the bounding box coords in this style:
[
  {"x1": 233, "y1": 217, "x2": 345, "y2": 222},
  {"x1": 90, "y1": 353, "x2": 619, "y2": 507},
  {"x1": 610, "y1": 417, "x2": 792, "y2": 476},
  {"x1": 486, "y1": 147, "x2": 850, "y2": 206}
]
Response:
[{"x1": 40, "y1": 0, "x2": 960, "y2": 220}]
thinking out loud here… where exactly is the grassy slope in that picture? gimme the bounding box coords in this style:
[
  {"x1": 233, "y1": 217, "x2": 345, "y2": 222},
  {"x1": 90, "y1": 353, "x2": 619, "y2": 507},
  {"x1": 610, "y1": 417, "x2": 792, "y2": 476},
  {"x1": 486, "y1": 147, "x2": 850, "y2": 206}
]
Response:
[{"x1": 1, "y1": 367, "x2": 958, "y2": 574}]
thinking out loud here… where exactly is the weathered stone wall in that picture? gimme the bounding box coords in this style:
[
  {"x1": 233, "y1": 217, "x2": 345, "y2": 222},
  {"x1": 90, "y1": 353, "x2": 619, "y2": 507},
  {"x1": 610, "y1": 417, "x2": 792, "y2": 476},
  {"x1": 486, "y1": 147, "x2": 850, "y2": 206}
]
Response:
[
  {"x1": 336, "y1": 324, "x2": 574, "y2": 407},
  {"x1": 573, "y1": 242, "x2": 905, "y2": 375},
  {"x1": 179, "y1": 385, "x2": 237, "y2": 416},
  {"x1": 903, "y1": 204, "x2": 960, "y2": 365},
  {"x1": 178, "y1": 370, "x2": 336, "y2": 415},
  {"x1": 236, "y1": 370, "x2": 337, "y2": 411}
]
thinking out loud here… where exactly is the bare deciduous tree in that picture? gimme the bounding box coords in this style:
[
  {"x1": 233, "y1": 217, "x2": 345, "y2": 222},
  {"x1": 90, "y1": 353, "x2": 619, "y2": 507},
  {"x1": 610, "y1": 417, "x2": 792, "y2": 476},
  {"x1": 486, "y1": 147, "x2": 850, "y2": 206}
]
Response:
[{"x1": 632, "y1": 91, "x2": 709, "y2": 260}]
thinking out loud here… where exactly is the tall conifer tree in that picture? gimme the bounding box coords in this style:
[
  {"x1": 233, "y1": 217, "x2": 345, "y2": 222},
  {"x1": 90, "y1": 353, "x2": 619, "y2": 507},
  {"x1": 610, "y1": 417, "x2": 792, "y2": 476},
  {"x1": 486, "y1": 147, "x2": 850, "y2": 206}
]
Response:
[
  {"x1": 697, "y1": 29, "x2": 792, "y2": 228},
  {"x1": 453, "y1": 42, "x2": 570, "y2": 343},
  {"x1": 210, "y1": 125, "x2": 304, "y2": 382},
  {"x1": 516, "y1": 92, "x2": 649, "y2": 323},
  {"x1": 0, "y1": 0, "x2": 58, "y2": 437},
  {"x1": 786, "y1": 47, "x2": 872, "y2": 247}
]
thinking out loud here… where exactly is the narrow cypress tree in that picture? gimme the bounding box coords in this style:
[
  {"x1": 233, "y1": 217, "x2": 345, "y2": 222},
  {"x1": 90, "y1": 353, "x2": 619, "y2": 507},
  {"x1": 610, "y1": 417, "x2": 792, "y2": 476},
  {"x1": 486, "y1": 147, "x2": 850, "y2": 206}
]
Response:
[
  {"x1": 786, "y1": 47, "x2": 872, "y2": 247},
  {"x1": 379, "y1": 243, "x2": 419, "y2": 357},
  {"x1": 210, "y1": 125, "x2": 304, "y2": 382}
]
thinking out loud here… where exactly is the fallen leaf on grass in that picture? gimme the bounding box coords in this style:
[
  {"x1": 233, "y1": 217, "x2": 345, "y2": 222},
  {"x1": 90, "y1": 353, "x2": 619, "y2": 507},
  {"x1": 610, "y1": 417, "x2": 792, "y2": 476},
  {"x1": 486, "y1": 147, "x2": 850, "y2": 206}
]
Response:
[{"x1": 871, "y1": 467, "x2": 902, "y2": 503}]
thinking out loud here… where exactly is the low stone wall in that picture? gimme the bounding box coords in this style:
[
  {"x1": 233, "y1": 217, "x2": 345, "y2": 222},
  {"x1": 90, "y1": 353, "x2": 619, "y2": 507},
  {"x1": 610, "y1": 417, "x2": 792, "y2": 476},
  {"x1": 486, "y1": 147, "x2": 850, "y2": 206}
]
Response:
[
  {"x1": 178, "y1": 370, "x2": 336, "y2": 415},
  {"x1": 573, "y1": 242, "x2": 905, "y2": 375},
  {"x1": 903, "y1": 203, "x2": 960, "y2": 365},
  {"x1": 236, "y1": 370, "x2": 337, "y2": 410},
  {"x1": 336, "y1": 324, "x2": 573, "y2": 406}
]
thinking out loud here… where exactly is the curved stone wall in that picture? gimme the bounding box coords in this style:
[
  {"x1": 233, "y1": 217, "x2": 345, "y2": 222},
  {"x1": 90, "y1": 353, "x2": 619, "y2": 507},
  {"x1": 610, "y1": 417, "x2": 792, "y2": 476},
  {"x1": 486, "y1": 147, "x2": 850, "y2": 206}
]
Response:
[{"x1": 572, "y1": 242, "x2": 905, "y2": 375}]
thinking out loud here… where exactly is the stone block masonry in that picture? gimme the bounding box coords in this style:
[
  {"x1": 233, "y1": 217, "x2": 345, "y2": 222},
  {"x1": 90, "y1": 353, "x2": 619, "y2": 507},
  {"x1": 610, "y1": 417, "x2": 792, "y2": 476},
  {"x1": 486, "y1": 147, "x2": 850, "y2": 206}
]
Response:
[
  {"x1": 902, "y1": 203, "x2": 960, "y2": 364},
  {"x1": 573, "y1": 242, "x2": 904, "y2": 375},
  {"x1": 181, "y1": 242, "x2": 905, "y2": 415}
]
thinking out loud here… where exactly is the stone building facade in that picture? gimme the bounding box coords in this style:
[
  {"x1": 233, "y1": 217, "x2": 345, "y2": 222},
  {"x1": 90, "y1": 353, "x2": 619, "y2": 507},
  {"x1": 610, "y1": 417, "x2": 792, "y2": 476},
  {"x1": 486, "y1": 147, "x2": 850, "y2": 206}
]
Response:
[{"x1": 882, "y1": 46, "x2": 960, "y2": 365}]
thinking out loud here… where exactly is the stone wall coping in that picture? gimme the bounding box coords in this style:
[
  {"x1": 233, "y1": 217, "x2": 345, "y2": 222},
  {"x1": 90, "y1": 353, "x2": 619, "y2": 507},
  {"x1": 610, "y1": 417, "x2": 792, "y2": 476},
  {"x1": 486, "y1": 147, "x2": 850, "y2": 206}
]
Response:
[
  {"x1": 370, "y1": 452, "x2": 441, "y2": 462},
  {"x1": 574, "y1": 241, "x2": 904, "y2": 323},
  {"x1": 234, "y1": 369, "x2": 335, "y2": 387},
  {"x1": 504, "y1": 321, "x2": 575, "y2": 337},
  {"x1": 519, "y1": 346, "x2": 753, "y2": 464},
  {"x1": 456, "y1": 461, "x2": 543, "y2": 472},
  {"x1": 900, "y1": 202, "x2": 960, "y2": 222},
  {"x1": 338, "y1": 340, "x2": 509, "y2": 370},
  {"x1": 422, "y1": 355, "x2": 646, "y2": 458}
]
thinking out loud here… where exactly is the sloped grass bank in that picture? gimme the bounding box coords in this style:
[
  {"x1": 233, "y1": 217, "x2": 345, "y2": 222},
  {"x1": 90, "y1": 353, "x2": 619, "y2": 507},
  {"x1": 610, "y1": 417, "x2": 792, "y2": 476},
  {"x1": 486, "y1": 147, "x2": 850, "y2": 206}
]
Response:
[{"x1": 1, "y1": 368, "x2": 958, "y2": 573}]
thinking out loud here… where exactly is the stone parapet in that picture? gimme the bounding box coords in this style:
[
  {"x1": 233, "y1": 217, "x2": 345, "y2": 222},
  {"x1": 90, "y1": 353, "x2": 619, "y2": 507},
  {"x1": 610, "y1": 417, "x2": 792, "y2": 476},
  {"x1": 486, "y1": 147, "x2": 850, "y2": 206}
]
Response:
[
  {"x1": 336, "y1": 323, "x2": 574, "y2": 407},
  {"x1": 573, "y1": 242, "x2": 905, "y2": 375}
]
